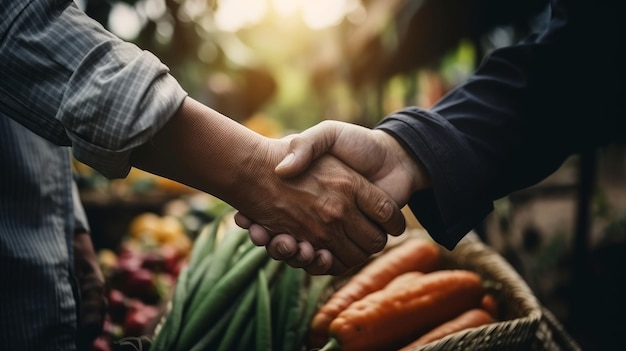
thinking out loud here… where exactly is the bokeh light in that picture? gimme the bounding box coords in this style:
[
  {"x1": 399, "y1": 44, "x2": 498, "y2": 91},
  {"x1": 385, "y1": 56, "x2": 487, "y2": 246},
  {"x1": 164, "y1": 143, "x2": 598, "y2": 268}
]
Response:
[{"x1": 108, "y1": 2, "x2": 143, "y2": 40}]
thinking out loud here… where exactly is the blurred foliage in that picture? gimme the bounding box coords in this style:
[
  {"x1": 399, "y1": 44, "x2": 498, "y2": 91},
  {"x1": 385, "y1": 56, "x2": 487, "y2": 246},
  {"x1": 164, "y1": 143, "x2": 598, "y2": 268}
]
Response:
[{"x1": 81, "y1": 0, "x2": 547, "y2": 132}]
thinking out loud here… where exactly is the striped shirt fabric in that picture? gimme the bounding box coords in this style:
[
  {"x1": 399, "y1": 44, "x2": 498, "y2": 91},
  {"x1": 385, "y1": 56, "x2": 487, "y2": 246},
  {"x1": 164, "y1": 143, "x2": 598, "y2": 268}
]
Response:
[{"x1": 0, "y1": 0, "x2": 187, "y2": 350}]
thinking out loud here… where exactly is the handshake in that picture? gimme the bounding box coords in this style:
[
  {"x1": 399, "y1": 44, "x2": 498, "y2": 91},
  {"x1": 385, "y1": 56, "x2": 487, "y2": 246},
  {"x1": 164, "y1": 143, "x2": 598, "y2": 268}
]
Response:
[
  {"x1": 131, "y1": 97, "x2": 431, "y2": 276},
  {"x1": 230, "y1": 120, "x2": 432, "y2": 276}
]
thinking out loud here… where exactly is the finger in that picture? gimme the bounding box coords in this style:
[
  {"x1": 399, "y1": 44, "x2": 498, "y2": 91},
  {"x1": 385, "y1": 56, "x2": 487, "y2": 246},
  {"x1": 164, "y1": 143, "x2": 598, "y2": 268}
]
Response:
[
  {"x1": 330, "y1": 183, "x2": 390, "y2": 256},
  {"x1": 302, "y1": 249, "x2": 333, "y2": 275},
  {"x1": 275, "y1": 121, "x2": 340, "y2": 178},
  {"x1": 248, "y1": 223, "x2": 272, "y2": 246},
  {"x1": 355, "y1": 181, "x2": 406, "y2": 237},
  {"x1": 265, "y1": 234, "x2": 298, "y2": 260},
  {"x1": 285, "y1": 241, "x2": 315, "y2": 268},
  {"x1": 234, "y1": 212, "x2": 252, "y2": 229},
  {"x1": 346, "y1": 224, "x2": 388, "y2": 256},
  {"x1": 328, "y1": 220, "x2": 372, "y2": 267}
]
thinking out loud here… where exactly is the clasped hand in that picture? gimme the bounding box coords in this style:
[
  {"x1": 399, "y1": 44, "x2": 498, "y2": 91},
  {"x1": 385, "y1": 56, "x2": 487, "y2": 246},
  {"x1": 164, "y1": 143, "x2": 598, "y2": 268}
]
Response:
[{"x1": 236, "y1": 121, "x2": 429, "y2": 275}]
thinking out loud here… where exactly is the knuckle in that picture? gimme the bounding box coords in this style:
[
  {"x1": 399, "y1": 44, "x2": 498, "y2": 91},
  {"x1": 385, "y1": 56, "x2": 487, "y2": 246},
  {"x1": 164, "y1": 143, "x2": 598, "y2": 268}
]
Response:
[
  {"x1": 317, "y1": 197, "x2": 346, "y2": 225},
  {"x1": 318, "y1": 120, "x2": 334, "y2": 128},
  {"x1": 289, "y1": 134, "x2": 305, "y2": 150}
]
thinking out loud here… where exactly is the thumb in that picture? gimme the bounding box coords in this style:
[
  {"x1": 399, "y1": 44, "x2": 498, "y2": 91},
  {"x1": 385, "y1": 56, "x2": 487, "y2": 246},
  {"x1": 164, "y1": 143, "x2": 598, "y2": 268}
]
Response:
[{"x1": 275, "y1": 121, "x2": 338, "y2": 178}]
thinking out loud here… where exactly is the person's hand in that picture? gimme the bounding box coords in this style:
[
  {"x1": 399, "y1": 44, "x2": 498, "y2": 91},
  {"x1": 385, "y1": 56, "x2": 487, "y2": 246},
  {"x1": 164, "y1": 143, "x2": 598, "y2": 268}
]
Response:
[
  {"x1": 236, "y1": 120, "x2": 431, "y2": 271},
  {"x1": 130, "y1": 98, "x2": 406, "y2": 276},
  {"x1": 233, "y1": 146, "x2": 406, "y2": 275},
  {"x1": 73, "y1": 232, "x2": 107, "y2": 351}
]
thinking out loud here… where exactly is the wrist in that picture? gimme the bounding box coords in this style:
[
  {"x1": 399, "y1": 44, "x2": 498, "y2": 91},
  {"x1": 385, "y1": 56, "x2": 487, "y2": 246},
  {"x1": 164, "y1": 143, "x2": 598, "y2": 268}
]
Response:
[
  {"x1": 378, "y1": 130, "x2": 432, "y2": 193},
  {"x1": 228, "y1": 137, "x2": 290, "y2": 209}
]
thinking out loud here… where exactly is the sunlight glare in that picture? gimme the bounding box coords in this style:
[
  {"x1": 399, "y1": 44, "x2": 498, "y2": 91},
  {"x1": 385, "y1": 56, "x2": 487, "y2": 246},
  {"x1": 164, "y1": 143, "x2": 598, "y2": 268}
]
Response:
[
  {"x1": 300, "y1": 0, "x2": 348, "y2": 30},
  {"x1": 215, "y1": 0, "x2": 269, "y2": 32},
  {"x1": 272, "y1": 0, "x2": 299, "y2": 16}
]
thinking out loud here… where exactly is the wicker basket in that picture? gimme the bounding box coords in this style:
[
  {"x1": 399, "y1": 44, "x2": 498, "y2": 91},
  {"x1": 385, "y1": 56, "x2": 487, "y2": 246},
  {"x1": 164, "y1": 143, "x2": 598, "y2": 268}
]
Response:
[{"x1": 373, "y1": 230, "x2": 582, "y2": 351}]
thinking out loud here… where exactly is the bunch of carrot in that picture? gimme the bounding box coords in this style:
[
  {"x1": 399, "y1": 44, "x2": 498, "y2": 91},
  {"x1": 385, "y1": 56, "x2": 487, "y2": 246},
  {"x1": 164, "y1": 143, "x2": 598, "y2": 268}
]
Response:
[
  {"x1": 311, "y1": 237, "x2": 499, "y2": 351},
  {"x1": 150, "y1": 212, "x2": 334, "y2": 351}
]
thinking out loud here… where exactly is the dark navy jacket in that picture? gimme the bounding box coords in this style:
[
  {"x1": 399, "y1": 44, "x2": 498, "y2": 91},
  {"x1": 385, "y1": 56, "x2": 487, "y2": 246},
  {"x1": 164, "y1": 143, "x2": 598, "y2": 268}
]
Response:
[{"x1": 376, "y1": 0, "x2": 624, "y2": 249}]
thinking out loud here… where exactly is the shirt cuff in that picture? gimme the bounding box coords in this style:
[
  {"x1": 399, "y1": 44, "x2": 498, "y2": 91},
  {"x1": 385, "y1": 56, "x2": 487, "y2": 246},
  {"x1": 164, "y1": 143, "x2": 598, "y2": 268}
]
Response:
[{"x1": 64, "y1": 61, "x2": 187, "y2": 179}]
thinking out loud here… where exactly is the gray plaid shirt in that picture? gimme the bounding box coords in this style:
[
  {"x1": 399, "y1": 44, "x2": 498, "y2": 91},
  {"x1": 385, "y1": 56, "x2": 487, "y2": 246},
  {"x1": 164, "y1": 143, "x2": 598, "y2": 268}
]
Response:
[{"x1": 0, "y1": 1, "x2": 186, "y2": 349}]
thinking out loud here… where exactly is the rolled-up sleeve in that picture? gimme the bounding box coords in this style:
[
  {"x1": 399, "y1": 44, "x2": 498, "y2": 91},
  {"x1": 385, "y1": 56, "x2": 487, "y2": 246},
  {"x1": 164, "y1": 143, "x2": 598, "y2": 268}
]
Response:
[{"x1": 0, "y1": 0, "x2": 187, "y2": 178}]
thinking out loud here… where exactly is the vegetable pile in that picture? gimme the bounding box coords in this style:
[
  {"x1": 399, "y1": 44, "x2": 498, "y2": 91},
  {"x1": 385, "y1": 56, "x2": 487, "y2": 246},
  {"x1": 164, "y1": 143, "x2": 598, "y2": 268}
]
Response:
[
  {"x1": 92, "y1": 213, "x2": 192, "y2": 350},
  {"x1": 91, "y1": 194, "x2": 230, "y2": 350},
  {"x1": 150, "y1": 213, "x2": 334, "y2": 351},
  {"x1": 153, "y1": 218, "x2": 500, "y2": 351}
]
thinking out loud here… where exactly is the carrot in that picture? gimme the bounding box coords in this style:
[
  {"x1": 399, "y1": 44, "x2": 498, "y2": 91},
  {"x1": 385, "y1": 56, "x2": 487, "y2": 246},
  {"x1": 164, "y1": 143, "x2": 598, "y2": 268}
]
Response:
[
  {"x1": 322, "y1": 270, "x2": 485, "y2": 351},
  {"x1": 480, "y1": 293, "x2": 499, "y2": 319},
  {"x1": 397, "y1": 308, "x2": 494, "y2": 350},
  {"x1": 383, "y1": 271, "x2": 424, "y2": 290},
  {"x1": 307, "y1": 238, "x2": 440, "y2": 348}
]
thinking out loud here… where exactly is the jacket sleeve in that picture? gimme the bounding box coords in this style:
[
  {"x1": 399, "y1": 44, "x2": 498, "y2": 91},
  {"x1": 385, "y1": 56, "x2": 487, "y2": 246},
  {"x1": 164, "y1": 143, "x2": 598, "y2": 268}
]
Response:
[
  {"x1": 0, "y1": 0, "x2": 187, "y2": 178},
  {"x1": 375, "y1": 0, "x2": 623, "y2": 249}
]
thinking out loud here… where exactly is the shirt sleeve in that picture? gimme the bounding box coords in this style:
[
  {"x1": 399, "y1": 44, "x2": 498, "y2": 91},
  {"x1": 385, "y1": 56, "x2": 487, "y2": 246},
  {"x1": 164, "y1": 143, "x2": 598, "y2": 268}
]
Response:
[
  {"x1": 0, "y1": 0, "x2": 188, "y2": 178},
  {"x1": 375, "y1": 0, "x2": 624, "y2": 249}
]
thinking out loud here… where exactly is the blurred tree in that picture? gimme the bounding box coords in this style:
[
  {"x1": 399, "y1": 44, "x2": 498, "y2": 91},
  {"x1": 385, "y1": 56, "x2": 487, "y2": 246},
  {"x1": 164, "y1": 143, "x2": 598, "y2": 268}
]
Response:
[{"x1": 310, "y1": 0, "x2": 548, "y2": 91}]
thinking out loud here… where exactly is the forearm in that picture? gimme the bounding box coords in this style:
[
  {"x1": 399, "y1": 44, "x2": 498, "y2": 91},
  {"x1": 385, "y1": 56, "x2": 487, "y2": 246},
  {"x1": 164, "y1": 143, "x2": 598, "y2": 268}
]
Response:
[{"x1": 130, "y1": 97, "x2": 275, "y2": 208}]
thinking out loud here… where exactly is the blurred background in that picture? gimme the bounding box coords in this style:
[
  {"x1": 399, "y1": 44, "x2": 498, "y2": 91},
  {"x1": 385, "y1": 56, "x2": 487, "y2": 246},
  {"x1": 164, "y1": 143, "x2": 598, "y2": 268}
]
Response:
[{"x1": 73, "y1": 0, "x2": 626, "y2": 350}]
